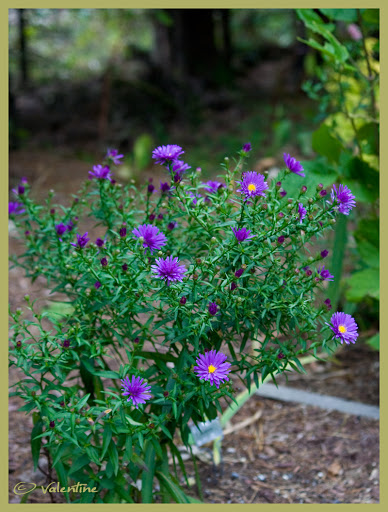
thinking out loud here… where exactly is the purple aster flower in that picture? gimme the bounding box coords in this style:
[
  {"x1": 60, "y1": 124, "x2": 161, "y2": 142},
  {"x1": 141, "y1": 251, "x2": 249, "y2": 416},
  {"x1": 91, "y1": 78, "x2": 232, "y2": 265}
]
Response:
[
  {"x1": 132, "y1": 224, "x2": 167, "y2": 254},
  {"x1": 237, "y1": 171, "x2": 268, "y2": 199},
  {"x1": 152, "y1": 145, "x2": 184, "y2": 165},
  {"x1": 89, "y1": 164, "x2": 113, "y2": 181},
  {"x1": 321, "y1": 250, "x2": 329, "y2": 258},
  {"x1": 193, "y1": 350, "x2": 231, "y2": 388},
  {"x1": 94, "y1": 281, "x2": 101, "y2": 289},
  {"x1": 298, "y1": 203, "x2": 307, "y2": 223},
  {"x1": 235, "y1": 268, "x2": 244, "y2": 278},
  {"x1": 66, "y1": 220, "x2": 74, "y2": 231},
  {"x1": 12, "y1": 184, "x2": 25, "y2": 196},
  {"x1": 119, "y1": 227, "x2": 127, "y2": 238},
  {"x1": 160, "y1": 182, "x2": 172, "y2": 195},
  {"x1": 9, "y1": 202, "x2": 26, "y2": 215},
  {"x1": 71, "y1": 232, "x2": 90, "y2": 249},
  {"x1": 231, "y1": 282, "x2": 237, "y2": 291},
  {"x1": 55, "y1": 223, "x2": 68, "y2": 242},
  {"x1": 174, "y1": 172, "x2": 183, "y2": 184},
  {"x1": 151, "y1": 256, "x2": 187, "y2": 285},
  {"x1": 328, "y1": 312, "x2": 359, "y2": 345},
  {"x1": 231, "y1": 227, "x2": 255, "y2": 243},
  {"x1": 101, "y1": 257, "x2": 108, "y2": 267},
  {"x1": 187, "y1": 192, "x2": 202, "y2": 205},
  {"x1": 106, "y1": 148, "x2": 124, "y2": 165},
  {"x1": 242, "y1": 142, "x2": 252, "y2": 153},
  {"x1": 330, "y1": 184, "x2": 356, "y2": 215},
  {"x1": 121, "y1": 375, "x2": 152, "y2": 408},
  {"x1": 208, "y1": 302, "x2": 218, "y2": 316},
  {"x1": 171, "y1": 160, "x2": 191, "y2": 175},
  {"x1": 202, "y1": 181, "x2": 225, "y2": 194},
  {"x1": 317, "y1": 265, "x2": 334, "y2": 282},
  {"x1": 284, "y1": 153, "x2": 305, "y2": 177},
  {"x1": 96, "y1": 238, "x2": 105, "y2": 247}
]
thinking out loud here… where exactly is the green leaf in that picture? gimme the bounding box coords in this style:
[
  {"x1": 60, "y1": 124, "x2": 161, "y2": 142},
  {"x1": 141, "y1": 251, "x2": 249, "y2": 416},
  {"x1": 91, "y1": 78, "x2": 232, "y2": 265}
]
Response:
[
  {"x1": 68, "y1": 453, "x2": 91, "y2": 475},
  {"x1": 31, "y1": 420, "x2": 43, "y2": 471},
  {"x1": 366, "y1": 333, "x2": 379, "y2": 351},
  {"x1": 312, "y1": 123, "x2": 343, "y2": 164},
  {"x1": 345, "y1": 268, "x2": 380, "y2": 302},
  {"x1": 54, "y1": 461, "x2": 70, "y2": 503},
  {"x1": 357, "y1": 240, "x2": 379, "y2": 269},
  {"x1": 320, "y1": 9, "x2": 358, "y2": 22},
  {"x1": 141, "y1": 441, "x2": 156, "y2": 503},
  {"x1": 133, "y1": 134, "x2": 153, "y2": 170},
  {"x1": 100, "y1": 424, "x2": 112, "y2": 460},
  {"x1": 75, "y1": 393, "x2": 91, "y2": 411},
  {"x1": 155, "y1": 471, "x2": 190, "y2": 503},
  {"x1": 108, "y1": 441, "x2": 119, "y2": 476}
]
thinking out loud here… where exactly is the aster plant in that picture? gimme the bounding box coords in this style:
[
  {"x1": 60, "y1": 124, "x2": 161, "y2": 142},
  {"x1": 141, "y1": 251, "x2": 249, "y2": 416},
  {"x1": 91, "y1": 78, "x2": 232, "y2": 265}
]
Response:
[{"x1": 9, "y1": 142, "x2": 359, "y2": 504}]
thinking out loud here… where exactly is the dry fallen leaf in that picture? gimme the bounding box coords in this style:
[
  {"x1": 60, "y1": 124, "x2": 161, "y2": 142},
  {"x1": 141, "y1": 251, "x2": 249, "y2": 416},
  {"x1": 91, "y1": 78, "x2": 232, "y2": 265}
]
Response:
[{"x1": 328, "y1": 461, "x2": 342, "y2": 477}]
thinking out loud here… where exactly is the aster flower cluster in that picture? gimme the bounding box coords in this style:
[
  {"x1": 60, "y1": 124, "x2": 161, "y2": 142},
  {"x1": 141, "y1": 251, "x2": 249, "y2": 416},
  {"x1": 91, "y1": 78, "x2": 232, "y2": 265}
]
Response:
[
  {"x1": 152, "y1": 144, "x2": 191, "y2": 183},
  {"x1": 10, "y1": 140, "x2": 364, "y2": 503}
]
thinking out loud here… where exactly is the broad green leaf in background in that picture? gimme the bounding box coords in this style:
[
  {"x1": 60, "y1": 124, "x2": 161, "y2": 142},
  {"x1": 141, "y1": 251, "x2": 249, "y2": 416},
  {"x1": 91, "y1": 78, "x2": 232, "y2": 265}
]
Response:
[
  {"x1": 320, "y1": 9, "x2": 358, "y2": 22},
  {"x1": 312, "y1": 123, "x2": 344, "y2": 164},
  {"x1": 345, "y1": 267, "x2": 380, "y2": 302},
  {"x1": 366, "y1": 333, "x2": 379, "y2": 351}
]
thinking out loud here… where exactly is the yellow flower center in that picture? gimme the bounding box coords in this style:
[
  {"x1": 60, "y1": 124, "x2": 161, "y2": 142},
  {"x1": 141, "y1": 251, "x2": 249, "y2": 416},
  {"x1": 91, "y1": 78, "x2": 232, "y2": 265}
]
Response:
[
  {"x1": 248, "y1": 183, "x2": 256, "y2": 192},
  {"x1": 338, "y1": 325, "x2": 347, "y2": 334},
  {"x1": 208, "y1": 365, "x2": 217, "y2": 374}
]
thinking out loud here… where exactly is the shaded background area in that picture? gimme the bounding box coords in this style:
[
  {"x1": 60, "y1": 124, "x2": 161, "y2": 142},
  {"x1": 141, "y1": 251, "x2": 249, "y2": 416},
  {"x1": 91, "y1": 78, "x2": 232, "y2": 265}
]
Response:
[
  {"x1": 9, "y1": 8, "x2": 314, "y2": 174},
  {"x1": 8, "y1": 8, "x2": 379, "y2": 504}
]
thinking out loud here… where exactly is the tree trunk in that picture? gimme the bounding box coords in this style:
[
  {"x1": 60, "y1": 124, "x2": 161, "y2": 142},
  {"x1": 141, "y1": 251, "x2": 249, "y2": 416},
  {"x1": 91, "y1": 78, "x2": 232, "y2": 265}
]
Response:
[{"x1": 18, "y1": 9, "x2": 29, "y2": 89}]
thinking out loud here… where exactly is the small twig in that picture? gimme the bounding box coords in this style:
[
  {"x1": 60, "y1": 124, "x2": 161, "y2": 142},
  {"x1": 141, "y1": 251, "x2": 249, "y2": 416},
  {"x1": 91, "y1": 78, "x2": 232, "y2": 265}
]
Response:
[{"x1": 223, "y1": 408, "x2": 263, "y2": 436}]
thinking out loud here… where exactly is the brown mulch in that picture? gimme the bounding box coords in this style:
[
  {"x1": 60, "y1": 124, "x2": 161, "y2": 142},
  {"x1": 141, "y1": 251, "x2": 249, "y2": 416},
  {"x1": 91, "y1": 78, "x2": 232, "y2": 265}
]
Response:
[{"x1": 8, "y1": 150, "x2": 379, "y2": 504}]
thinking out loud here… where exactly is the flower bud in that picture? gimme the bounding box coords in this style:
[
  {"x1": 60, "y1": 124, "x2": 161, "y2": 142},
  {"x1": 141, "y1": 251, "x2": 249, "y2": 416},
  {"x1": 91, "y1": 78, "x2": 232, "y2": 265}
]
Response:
[
  {"x1": 210, "y1": 237, "x2": 217, "y2": 244},
  {"x1": 261, "y1": 203, "x2": 268, "y2": 210},
  {"x1": 196, "y1": 258, "x2": 201, "y2": 265},
  {"x1": 180, "y1": 296, "x2": 187, "y2": 305},
  {"x1": 330, "y1": 218, "x2": 336, "y2": 225},
  {"x1": 276, "y1": 181, "x2": 282, "y2": 188},
  {"x1": 277, "y1": 212, "x2": 284, "y2": 219},
  {"x1": 294, "y1": 268, "x2": 300, "y2": 274},
  {"x1": 316, "y1": 183, "x2": 323, "y2": 191},
  {"x1": 308, "y1": 198, "x2": 313, "y2": 204},
  {"x1": 163, "y1": 391, "x2": 169, "y2": 397},
  {"x1": 138, "y1": 236, "x2": 144, "y2": 244},
  {"x1": 301, "y1": 185, "x2": 307, "y2": 194}
]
